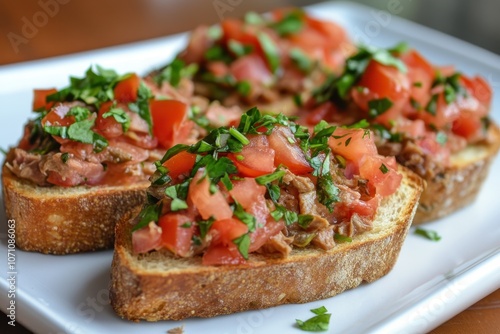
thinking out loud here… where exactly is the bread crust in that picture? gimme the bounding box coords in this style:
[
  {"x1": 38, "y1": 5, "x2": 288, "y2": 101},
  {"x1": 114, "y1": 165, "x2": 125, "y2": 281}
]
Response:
[
  {"x1": 414, "y1": 123, "x2": 500, "y2": 224},
  {"x1": 2, "y1": 165, "x2": 148, "y2": 254},
  {"x1": 110, "y1": 167, "x2": 424, "y2": 321}
]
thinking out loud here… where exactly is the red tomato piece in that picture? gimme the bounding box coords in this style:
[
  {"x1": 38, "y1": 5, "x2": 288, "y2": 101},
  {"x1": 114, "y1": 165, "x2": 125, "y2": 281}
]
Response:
[
  {"x1": 158, "y1": 213, "x2": 193, "y2": 257},
  {"x1": 229, "y1": 135, "x2": 275, "y2": 177},
  {"x1": 452, "y1": 112, "x2": 482, "y2": 140},
  {"x1": 230, "y1": 54, "x2": 273, "y2": 85},
  {"x1": 95, "y1": 101, "x2": 124, "y2": 138},
  {"x1": 113, "y1": 73, "x2": 140, "y2": 103},
  {"x1": 162, "y1": 150, "x2": 197, "y2": 180},
  {"x1": 222, "y1": 19, "x2": 261, "y2": 53},
  {"x1": 209, "y1": 218, "x2": 248, "y2": 246},
  {"x1": 228, "y1": 177, "x2": 267, "y2": 210},
  {"x1": 460, "y1": 75, "x2": 492, "y2": 106},
  {"x1": 353, "y1": 60, "x2": 410, "y2": 126},
  {"x1": 188, "y1": 170, "x2": 233, "y2": 221},
  {"x1": 150, "y1": 99, "x2": 189, "y2": 148},
  {"x1": 33, "y1": 88, "x2": 57, "y2": 111},
  {"x1": 202, "y1": 244, "x2": 246, "y2": 265},
  {"x1": 328, "y1": 128, "x2": 378, "y2": 162},
  {"x1": 268, "y1": 126, "x2": 313, "y2": 175},
  {"x1": 249, "y1": 220, "x2": 284, "y2": 252},
  {"x1": 132, "y1": 222, "x2": 163, "y2": 254},
  {"x1": 359, "y1": 155, "x2": 402, "y2": 197},
  {"x1": 416, "y1": 92, "x2": 460, "y2": 129}
]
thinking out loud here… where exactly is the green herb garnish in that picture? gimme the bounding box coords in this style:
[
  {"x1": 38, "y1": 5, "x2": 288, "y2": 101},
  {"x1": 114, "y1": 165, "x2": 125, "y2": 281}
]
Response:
[{"x1": 296, "y1": 306, "x2": 331, "y2": 332}]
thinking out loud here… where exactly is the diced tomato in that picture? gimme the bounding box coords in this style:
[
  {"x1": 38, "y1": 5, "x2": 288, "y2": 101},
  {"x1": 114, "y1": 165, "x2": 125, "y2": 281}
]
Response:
[
  {"x1": 452, "y1": 112, "x2": 483, "y2": 140},
  {"x1": 230, "y1": 54, "x2": 273, "y2": 85},
  {"x1": 150, "y1": 99, "x2": 190, "y2": 148},
  {"x1": 209, "y1": 218, "x2": 248, "y2": 246},
  {"x1": 132, "y1": 222, "x2": 163, "y2": 254},
  {"x1": 358, "y1": 155, "x2": 402, "y2": 197},
  {"x1": 353, "y1": 60, "x2": 410, "y2": 126},
  {"x1": 158, "y1": 213, "x2": 193, "y2": 257},
  {"x1": 416, "y1": 92, "x2": 460, "y2": 129},
  {"x1": 222, "y1": 19, "x2": 260, "y2": 53},
  {"x1": 228, "y1": 135, "x2": 275, "y2": 177},
  {"x1": 202, "y1": 218, "x2": 249, "y2": 265},
  {"x1": 113, "y1": 73, "x2": 140, "y2": 103},
  {"x1": 228, "y1": 177, "x2": 267, "y2": 209},
  {"x1": 460, "y1": 75, "x2": 492, "y2": 107},
  {"x1": 162, "y1": 150, "x2": 197, "y2": 180},
  {"x1": 249, "y1": 220, "x2": 284, "y2": 252},
  {"x1": 328, "y1": 128, "x2": 378, "y2": 162},
  {"x1": 202, "y1": 244, "x2": 246, "y2": 265},
  {"x1": 400, "y1": 49, "x2": 435, "y2": 79},
  {"x1": 95, "y1": 101, "x2": 124, "y2": 138},
  {"x1": 188, "y1": 170, "x2": 233, "y2": 221},
  {"x1": 306, "y1": 16, "x2": 347, "y2": 48},
  {"x1": 268, "y1": 126, "x2": 313, "y2": 175},
  {"x1": 41, "y1": 104, "x2": 74, "y2": 127},
  {"x1": 33, "y1": 88, "x2": 57, "y2": 111},
  {"x1": 41, "y1": 104, "x2": 77, "y2": 144}
]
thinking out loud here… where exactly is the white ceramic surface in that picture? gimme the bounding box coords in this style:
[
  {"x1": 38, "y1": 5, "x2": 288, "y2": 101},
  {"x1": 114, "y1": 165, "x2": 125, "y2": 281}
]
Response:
[{"x1": 1, "y1": 2, "x2": 499, "y2": 333}]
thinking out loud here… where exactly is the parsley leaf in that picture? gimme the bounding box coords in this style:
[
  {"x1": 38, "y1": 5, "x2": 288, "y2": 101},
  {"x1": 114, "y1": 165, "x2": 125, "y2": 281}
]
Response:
[
  {"x1": 368, "y1": 98, "x2": 393, "y2": 118},
  {"x1": 233, "y1": 233, "x2": 251, "y2": 259},
  {"x1": 132, "y1": 201, "x2": 163, "y2": 231},
  {"x1": 296, "y1": 306, "x2": 331, "y2": 332},
  {"x1": 270, "y1": 10, "x2": 304, "y2": 36},
  {"x1": 47, "y1": 65, "x2": 128, "y2": 107},
  {"x1": 155, "y1": 58, "x2": 198, "y2": 87},
  {"x1": 414, "y1": 228, "x2": 442, "y2": 241},
  {"x1": 103, "y1": 106, "x2": 130, "y2": 132},
  {"x1": 128, "y1": 82, "x2": 153, "y2": 135},
  {"x1": 257, "y1": 32, "x2": 280, "y2": 73}
]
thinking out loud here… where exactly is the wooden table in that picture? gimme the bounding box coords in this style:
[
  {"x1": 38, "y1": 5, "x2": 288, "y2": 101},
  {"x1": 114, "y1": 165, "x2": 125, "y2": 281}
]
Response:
[{"x1": 1, "y1": 1, "x2": 499, "y2": 333}]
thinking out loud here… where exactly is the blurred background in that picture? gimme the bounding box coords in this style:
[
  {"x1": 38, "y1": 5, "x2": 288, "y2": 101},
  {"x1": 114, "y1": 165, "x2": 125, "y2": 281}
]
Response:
[
  {"x1": 1, "y1": 0, "x2": 499, "y2": 333},
  {"x1": 0, "y1": 0, "x2": 499, "y2": 66}
]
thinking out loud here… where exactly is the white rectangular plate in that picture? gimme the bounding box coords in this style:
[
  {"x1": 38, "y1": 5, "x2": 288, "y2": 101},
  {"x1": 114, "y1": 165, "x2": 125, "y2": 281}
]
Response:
[{"x1": 1, "y1": 2, "x2": 499, "y2": 333}]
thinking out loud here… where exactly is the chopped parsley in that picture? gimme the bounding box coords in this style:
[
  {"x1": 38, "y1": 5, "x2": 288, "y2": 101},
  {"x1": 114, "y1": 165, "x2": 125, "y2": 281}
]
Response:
[
  {"x1": 270, "y1": 10, "x2": 304, "y2": 36},
  {"x1": 296, "y1": 306, "x2": 331, "y2": 332},
  {"x1": 46, "y1": 65, "x2": 129, "y2": 107},
  {"x1": 128, "y1": 82, "x2": 153, "y2": 135},
  {"x1": 368, "y1": 98, "x2": 393, "y2": 118},
  {"x1": 43, "y1": 106, "x2": 108, "y2": 152},
  {"x1": 414, "y1": 227, "x2": 441, "y2": 241},
  {"x1": 257, "y1": 32, "x2": 280, "y2": 73},
  {"x1": 312, "y1": 44, "x2": 407, "y2": 104},
  {"x1": 102, "y1": 106, "x2": 130, "y2": 132},
  {"x1": 155, "y1": 58, "x2": 198, "y2": 87}
]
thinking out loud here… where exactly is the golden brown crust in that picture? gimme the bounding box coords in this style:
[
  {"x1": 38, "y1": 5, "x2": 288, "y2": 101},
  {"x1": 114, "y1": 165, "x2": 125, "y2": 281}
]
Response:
[
  {"x1": 414, "y1": 123, "x2": 500, "y2": 224},
  {"x1": 2, "y1": 165, "x2": 148, "y2": 254},
  {"x1": 109, "y1": 167, "x2": 424, "y2": 321}
]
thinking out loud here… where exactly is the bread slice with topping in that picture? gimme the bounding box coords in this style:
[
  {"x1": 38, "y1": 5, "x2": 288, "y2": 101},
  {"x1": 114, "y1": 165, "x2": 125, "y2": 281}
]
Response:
[
  {"x1": 2, "y1": 165, "x2": 148, "y2": 254},
  {"x1": 109, "y1": 165, "x2": 424, "y2": 321},
  {"x1": 414, "y1": 124, "x2": 500, "y2": 223}
]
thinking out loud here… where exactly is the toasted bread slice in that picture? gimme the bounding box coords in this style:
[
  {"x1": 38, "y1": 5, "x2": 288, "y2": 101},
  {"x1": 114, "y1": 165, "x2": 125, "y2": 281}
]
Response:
[
  {"x1": 109, "y1": 166, "x2": 424, "y2": 321},
  {"x1": 1, "y1": 165, "x2": 147, "y2": 254},
  {"x1": 414, "y1": 123, "x2": 500, "y2": 224}
]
